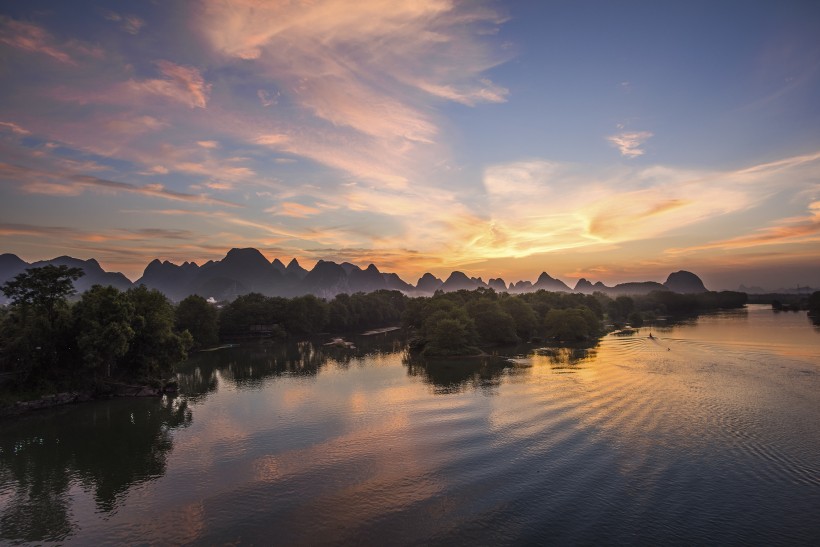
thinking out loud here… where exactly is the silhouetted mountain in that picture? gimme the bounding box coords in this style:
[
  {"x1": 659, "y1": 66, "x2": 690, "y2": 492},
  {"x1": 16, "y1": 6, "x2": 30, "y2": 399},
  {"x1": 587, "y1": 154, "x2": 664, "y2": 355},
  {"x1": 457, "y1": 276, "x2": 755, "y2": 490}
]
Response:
[
  {"x1": 416, "y1": 273, "x2": 443, "y2": 293},
  {"x1": 383, "y1": 272, "x2": 414, "y2": 292},
  {"x1": 441, "y1": 271, "x2": 480, "y2": 292},
  {"x1": 137, "y1": 259, "x2": 200, "y2": 301},
  {"x1": 192, "y1": 247, "x2": 283, "y2": 300},
  {"x1": 533, "y1": 272, "x2": 572, "y2": 292},
  {"x1": 510, "y1": 280, "x2": 533, "y2": 293},
  {"x1": 574, "y1": 278, "x2": 595, "y2": 293},
  {"x1": 664, "y1": 270, "x2": 707, "y2": 293},
  {"x1": 488, "y1": 278, "x2": 507, "y2": 292},
  {"x1": 2, "y1": 247, "x2": 723, "y2": 303},
  {"x1": 285, "y1": 258, "x2": 308, "y2": 280},
  {"x1": 31, "y1": 256, "x2": 133, "y2": 295},
  {"x1": 349, "y1": 264, "x2": 387, "y2": 293},
  {"x1": 0, "y1": 253, "x2": 27, "y2": 282},
  {"x1": 300, "y1": 260, "x2": 349, "y2": 298}
]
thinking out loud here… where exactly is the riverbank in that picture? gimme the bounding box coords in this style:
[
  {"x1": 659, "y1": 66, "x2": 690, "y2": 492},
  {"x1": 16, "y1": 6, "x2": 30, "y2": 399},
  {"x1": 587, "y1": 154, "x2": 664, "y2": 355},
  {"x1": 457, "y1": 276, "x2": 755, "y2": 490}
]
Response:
[{"x1": 0, "y1": 380, "x2": 178, "y2": 417}]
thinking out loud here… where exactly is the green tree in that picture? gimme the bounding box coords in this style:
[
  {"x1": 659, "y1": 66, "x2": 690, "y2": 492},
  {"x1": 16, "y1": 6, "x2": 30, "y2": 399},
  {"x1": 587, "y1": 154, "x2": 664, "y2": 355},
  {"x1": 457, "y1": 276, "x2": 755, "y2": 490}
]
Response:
[
  {"x1": 175, "y1": 295, "x2": 219, "y2": 348},
  {"x1": 427, "y1": 318, "x2": 472, "y2": 354},
  {"x1": 543, "y1": 308, "x2": 600, "y2": 342},
  {"x1": 466, "y1": 298, "x2": 518, "y2": 345},
  {"x1": 1, "y1": 265, "x2": 84, "y2": 328},
  {"x1": 122, "y1": 286, "x2": 190, "y2": 380},
  {"x1": 499, "y1": 296, "x2": 539, "y2": 340},
  {"x1": 73, "y1": 285, "x2": 134, "y2": 378},
  {"x1": 0, "y1": 265, "x2": 84, "y2": 385}
]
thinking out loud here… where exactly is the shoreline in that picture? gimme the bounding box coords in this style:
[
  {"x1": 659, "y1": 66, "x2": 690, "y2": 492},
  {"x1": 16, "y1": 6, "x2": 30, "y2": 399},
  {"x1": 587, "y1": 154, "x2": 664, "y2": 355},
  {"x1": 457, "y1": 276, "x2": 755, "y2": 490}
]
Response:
[{"x1": 0, "y1": 381, "x2": 178, "y2": 418}]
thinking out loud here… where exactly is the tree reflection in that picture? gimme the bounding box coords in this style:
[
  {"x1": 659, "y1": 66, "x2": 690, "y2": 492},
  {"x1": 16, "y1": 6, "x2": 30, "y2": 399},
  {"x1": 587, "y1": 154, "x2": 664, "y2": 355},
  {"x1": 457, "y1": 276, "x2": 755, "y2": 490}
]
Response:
[
  {"x1": 535, "y1": 345, "x2": 598, "y2": 372},
  {"x1": 403, "y1": 353, "x2": 512, "y2": 394},
  {"x1": 0, "y1": 396, "x2": 191, "y2": 543},
  {"x1": 178, "y1": 332, "x2": 408, "y2": 399}
]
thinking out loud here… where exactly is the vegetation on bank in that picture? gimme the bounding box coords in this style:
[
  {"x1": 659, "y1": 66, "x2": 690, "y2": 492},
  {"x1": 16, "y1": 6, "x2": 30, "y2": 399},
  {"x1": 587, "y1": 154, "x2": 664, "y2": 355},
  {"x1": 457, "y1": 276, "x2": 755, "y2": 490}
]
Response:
[
  {"x1": 0, "y1": 264, "x2": 751, "y2": 400},
  {"x1": 0, "y1": 266, "x2": 190, "y2": 398}
]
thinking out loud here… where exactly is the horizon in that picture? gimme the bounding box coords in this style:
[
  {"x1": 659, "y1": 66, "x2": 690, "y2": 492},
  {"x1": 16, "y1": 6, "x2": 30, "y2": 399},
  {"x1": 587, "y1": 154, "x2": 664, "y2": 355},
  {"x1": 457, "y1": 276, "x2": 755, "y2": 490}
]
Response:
[
  {"x1": 4, "y1": 247, "x2": 814, "y2": 293},
  {"x1": 2, "y1": 1, "x2": 819, "y2": 291}
]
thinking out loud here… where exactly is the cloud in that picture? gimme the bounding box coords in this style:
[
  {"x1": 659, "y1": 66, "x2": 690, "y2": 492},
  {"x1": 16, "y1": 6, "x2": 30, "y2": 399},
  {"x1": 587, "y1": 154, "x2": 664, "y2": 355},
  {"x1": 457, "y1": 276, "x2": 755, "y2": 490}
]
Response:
[
  {"x1": 125, "y1": 60, "x2": 211, "y2": 108},
  {"x1": 0, "y1": 162, "x2": 242, "y2": 207},
  {"x1": 266, "y1": 202, "x2": 322, "y2": 218},
  {"x1": 104, "y1": 12, "x2": 145, "y2": 35},
  {"x1": 607, "y1": 131, "x2": 654, "y2": 158},
  {"x1": 0, "y1": 121, "x2": 31, "y2": 135},
  {"x1": 199, "y1": 0, "x2": 510, "y2": 182},
  {"x1": 0, "y1": 18, "x2": 75, "y2": 64},
  {"x1": 666, "y1": 201, "x2": 820, "y2": 254},
  {"x1": 467, "y1": 150, "x2": 820, "y2": 265},
  {"x1": 197, "y1": 140, "x2": 219, "y2": 149},
  {"x1": 257, "y1": 89, "x2": 278, "y2": 107}
]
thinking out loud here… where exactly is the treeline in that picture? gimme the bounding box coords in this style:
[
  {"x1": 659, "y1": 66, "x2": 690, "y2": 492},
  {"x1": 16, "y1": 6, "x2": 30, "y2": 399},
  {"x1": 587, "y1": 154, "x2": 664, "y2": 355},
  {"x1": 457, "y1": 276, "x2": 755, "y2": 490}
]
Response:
[
  {"x1": 0, "y1": 266, "x2": 190, "y2": 392},
  {"x1": 0, "y1": 264, "x2": 751, "y2": 393},
  {"x1": 403, "y1": 288, "x2": 605, "y2": 356},
  {"x1": 604, "y1": 290, "x2": 748, "y2": 326}
]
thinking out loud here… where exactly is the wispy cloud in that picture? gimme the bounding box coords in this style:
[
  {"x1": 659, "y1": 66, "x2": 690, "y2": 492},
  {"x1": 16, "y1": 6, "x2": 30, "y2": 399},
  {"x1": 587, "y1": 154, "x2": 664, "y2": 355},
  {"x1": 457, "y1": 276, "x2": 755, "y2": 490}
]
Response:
[
  {"x1": 0, "y1": 162, "x2": 242, "y2": 207},
  {"x1": 266, "y1": 202, "x2": 322, "y2": 218},
  {"x1": 103, "y1": 12, "x2": 145, "y2": 35},
  {"x1": 666, "y1": 201, "x2": 820, "y2": 254},
  {"x1": 124, "y1": 60, "x2": 211, "y2": 108},
  {"x1": 0, "y1": 121, "x2": 31, "y2": 135},
  {"x1": 200, "y1": 0, "x2": 510, "y2": 183},
  {"x1": 607, "y1": 131, "x2": 654, "y2": 158},
  {"x1": 0, "y1": 18, "x2": 75, "y2": 64}
]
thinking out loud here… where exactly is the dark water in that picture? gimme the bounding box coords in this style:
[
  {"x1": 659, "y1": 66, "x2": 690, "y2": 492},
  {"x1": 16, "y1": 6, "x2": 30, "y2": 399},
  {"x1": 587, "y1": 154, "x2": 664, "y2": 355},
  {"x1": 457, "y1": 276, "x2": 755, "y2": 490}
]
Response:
[{"x1": 1, "y1": 305, "x2": 819, "y2": 545}]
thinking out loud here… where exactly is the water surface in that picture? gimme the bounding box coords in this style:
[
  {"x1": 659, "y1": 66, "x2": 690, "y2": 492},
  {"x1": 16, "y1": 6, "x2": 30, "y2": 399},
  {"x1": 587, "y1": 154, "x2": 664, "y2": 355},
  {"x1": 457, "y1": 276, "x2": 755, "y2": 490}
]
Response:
[{"x1": 1, "y1": 305, "x2": 819, "y2": 545}]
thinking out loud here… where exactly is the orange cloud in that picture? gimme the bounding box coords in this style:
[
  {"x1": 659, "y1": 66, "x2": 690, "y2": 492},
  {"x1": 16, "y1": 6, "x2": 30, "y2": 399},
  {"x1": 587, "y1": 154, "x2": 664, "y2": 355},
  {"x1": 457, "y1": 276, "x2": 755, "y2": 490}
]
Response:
[{"x1": 666, "y1": 201, "x2": 820, "y2": 254}]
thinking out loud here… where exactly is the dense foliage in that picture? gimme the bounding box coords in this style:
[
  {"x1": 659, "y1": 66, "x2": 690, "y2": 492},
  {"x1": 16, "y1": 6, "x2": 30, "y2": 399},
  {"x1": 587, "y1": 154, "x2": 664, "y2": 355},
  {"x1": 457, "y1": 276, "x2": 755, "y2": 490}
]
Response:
[
  {"x1": 402, "y1": 288, "x2": 606, "y2": 356},
  {"x1": 0, "y1": 267, "x2": 191, "y2": 392},
  {"x1": 0, "y1": 265, "x2": 753, "y2": 394}
]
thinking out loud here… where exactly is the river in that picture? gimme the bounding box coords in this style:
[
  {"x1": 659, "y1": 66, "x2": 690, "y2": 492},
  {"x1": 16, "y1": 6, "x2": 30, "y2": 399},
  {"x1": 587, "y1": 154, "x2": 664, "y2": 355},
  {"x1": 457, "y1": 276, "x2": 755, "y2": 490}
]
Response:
[{"x1": 1, "y1": 305, "x2": 819, "y2": 545}]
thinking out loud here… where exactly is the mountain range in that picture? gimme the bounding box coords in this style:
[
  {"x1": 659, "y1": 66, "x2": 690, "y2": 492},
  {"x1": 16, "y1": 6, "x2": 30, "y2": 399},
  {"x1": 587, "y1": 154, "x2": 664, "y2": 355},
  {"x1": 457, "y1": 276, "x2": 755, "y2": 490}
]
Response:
[{"x1": 1, "y1": 248, "x2": 714, "y2": 303}]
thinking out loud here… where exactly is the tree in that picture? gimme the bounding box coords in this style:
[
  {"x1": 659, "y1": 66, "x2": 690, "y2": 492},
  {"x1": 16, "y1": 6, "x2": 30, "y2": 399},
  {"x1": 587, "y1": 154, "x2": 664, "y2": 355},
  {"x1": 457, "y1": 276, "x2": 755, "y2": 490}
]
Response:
[
  {"x1": 122, "y1": 286, "x2": 190, "y2": 379},
  {"x1": 809, "y1": 291, "x2": 820, "y2": 318},
  {"x1": 543, "y1": 308, "x2": 601, "y2": 342},
  {"x1": 175, "y1": 295, "x2": 219, "y2": 348},
  {"x1": 2, "y1": 265, "x2": 84, "y2": 327},
  {"x1": 0, "y1": 266, "x2": 84, "y2": 385},
  {"x1": 73, "y1": 285, "x2": 134, "y2": 378},
  {"x1": 499, "y1": 296, "x2": 539, "y2": 340}
]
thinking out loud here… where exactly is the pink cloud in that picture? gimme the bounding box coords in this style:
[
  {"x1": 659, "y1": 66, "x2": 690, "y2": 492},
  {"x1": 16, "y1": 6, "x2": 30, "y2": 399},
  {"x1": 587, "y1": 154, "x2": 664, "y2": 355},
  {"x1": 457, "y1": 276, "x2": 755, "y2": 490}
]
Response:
[{"x1": 0, "y1": 18, "x2": 74, "y2": 64}]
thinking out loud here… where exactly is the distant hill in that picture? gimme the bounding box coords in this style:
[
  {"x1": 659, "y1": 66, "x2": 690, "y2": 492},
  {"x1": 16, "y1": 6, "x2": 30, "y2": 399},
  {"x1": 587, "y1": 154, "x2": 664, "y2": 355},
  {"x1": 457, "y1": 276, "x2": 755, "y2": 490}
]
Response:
[
  {"x1": 1, "y1": 248, "x2": 717, "y2": 303},
  {"x1": 0, "y1": 254, "x2": 133, "y2": 304},
  {"x1": 664, "y1": 270, "x2": 708, "y2": 293},
  {"x1": 532, "y1": 272, "x2": 572, "y2": 292},
  {"x1": 416, "y1": 273, "x2": 443, "y2": 293}
]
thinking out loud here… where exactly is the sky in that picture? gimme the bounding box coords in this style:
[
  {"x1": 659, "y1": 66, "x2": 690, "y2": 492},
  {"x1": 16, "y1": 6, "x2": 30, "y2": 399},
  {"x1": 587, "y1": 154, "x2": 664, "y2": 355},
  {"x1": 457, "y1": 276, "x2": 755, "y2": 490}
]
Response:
[{"x1": 1, "y1": 0, "x2": 819, "y2": 291}]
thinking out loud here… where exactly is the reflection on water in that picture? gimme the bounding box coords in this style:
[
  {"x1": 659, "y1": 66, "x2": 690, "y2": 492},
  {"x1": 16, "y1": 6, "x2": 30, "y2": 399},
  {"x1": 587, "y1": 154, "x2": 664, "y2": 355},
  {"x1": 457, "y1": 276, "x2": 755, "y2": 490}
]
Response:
[
  {"x1": 403, "y1": 353, "x2": 514, "y2": 394},
  {"x1": 1, "y1": 307, "x2": 819, "y2": 545},
  {"x1": 534, "y1": 345, "x2": 598, "y2": 371},
  {"x1": 0, "y1": 396, "x2": 190, "y2": 543}
]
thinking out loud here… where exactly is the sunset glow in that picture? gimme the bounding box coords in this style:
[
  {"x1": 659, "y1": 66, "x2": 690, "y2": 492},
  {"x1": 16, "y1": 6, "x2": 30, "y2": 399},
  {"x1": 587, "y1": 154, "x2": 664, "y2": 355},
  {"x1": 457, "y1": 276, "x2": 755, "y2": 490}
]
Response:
[{"x1": 1, "y1": 1, "x2": 819, "y2": 289}]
